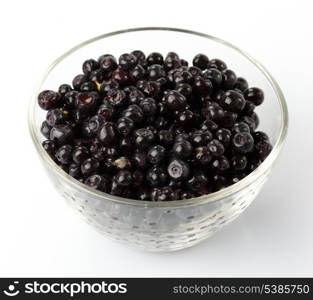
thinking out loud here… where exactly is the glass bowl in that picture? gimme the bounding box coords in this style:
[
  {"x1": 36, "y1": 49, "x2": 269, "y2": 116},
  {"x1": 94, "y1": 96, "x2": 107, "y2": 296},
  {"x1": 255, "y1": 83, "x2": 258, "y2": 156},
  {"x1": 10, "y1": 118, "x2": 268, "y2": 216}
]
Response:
[{"x1": 28, "y1": 27, "x2": 288, "y2": 252}]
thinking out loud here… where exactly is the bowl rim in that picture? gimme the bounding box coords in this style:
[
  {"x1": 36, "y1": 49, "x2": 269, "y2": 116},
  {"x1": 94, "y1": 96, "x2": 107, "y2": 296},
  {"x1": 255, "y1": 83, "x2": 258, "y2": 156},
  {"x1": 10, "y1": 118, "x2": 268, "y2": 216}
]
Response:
[{"x1": 28, "y1": 26, "x2": 289, "y2": 208}]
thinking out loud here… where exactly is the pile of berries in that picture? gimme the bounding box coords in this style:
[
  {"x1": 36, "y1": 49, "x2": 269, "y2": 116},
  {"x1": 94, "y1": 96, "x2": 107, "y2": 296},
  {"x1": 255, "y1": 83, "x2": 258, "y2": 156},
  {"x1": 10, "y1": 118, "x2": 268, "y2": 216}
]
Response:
[{"x1": 38, "y1": 51, "x2": 272, "y2": 201}]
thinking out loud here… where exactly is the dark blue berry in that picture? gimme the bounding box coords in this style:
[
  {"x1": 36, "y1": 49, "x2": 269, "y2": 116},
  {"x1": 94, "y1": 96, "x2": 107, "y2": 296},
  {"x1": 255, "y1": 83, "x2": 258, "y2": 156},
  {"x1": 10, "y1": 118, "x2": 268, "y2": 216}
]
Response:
[
  {"x1": 232, "y1": 132, "x2": 254, "y2": 153},
  {"x1": 129, "y1": 65, "x2": 146, "y2": 82},
  {"x1": 125, "y1": 88, "x2": 144, "y2": 105},
  {"x1": 173, "y1": 70, "x2": 193, "y2": 84},
  {"x1": 122, "y1": 104, "x2": 144, "y2": 123},
  {"x1": 99, "y1": 80, "x2": 119, "y2": 95},
  {"x1": 72, "y1": 74, "x2": 88, "y2": 90},
  {"x1": 119, "y1": 53, "x2": 137, "y2": 70},
  {"x1": 212, "y1": 89, "x2": 225, "y2": 102},
  {"x1": 250, "y1": 112, "x2": 259, "y2": 129},
  {"x1": 147, "y1": 52, "x2": 163, "y2": 66},
  {"x1": 46, "y1": 108, "x2": 69, "y2": 126},
  {"x1": 169, "y1": 180, "x2": 184, "y2": 189},
  {"x1": 168, "y1": 159, "x2": 190, "y2": 180},
  {"x1": 241, "y1": 115, "x2": 257, "y2": 132},
  {"x1": 193, "y1": 53, "x2": 209, "y2": 70},
  {"x1": 63, "y1": 91, "x2": 78, "y2": 109},
  {"x1": 176, "y1": 110, "x2": 194, "y2": 127},
  {"x1": 222, "y1": 69, "x2": 237, "y2": 90},
  {"x1": 97, "y1": 103, "x2": 114, "y2": 120},
  {"x1": 200, "y1": 120, "x2": 218, "y2": 132},
  {"x1": 193, "y1": 76, "x2": 213, "y2": 96},
  {"x1": 252, "y1": 131, "x2": 269, "y2": 144},
  {"x1": 247, "y1": 156, "x2": 262, "y2": 172},
  {"x1": 115, "y1": 170, "x2": 132, "y2": 186},
  {"x1": 202, "y1": 102, "x2": 224, "y2": 122},
  {"x1": 232, "y1": 122, "x2": 250, "y2": 134},
  {"x1": 75, "y1": 92, "x2": 99, "y2": 116},
  {"x1": 180, "y1": 59, "x2": 189, "y2": 67},
  {"x1": 208, "y1": 139, "x2": 225, "y2": 156},
  {"x1": 69, "y1": 163, "x2": 81, "y2": 178},
  {"x1": 132, "y1": 170, "x2": 144, "y2": 186},
  {"x1": 38, "y1": 90, "x2": 62, "y2": 110},
  {"x1": 42, "y1": 140, "x2": 56, "y2": 156},
  {"x1": 72, "y1": 146, "x2": 89, "y2": 164},
  {"x1": 147, "y1": 64, "x2": 166, "y2": 81},
  {"x1": 174, "y1": 132, "x2": 189, "y2": 143},
  {"x1": 164, "y1": 90, "x2": 187, "y2": 111},
  {"x1": 147, "y1": 145, "x2": 166, "y2": 164},
  {"x1": 151, "y1": 187, "x2": 177, "y2": 201},
  {"x1": 215, "y1": 128, "x2": 231, "y2": 146},
  {"x1": 220, "y1": 90, "x2": 246, "y2": 112},
  {"x1": 158, "y1": 130, "x2": 174, "y2": 148},
  {"x1": 172, "y1": 140, "x2": 193, "y2": 158},
  {"x1": 80, "y1": 81, "x2": 97, "y2": 92},
  {"x1": 41, "y1": 121, "x2": 52, "y2": 139},
  {"x1": 194, "y1": 146, "x2": 212, "y2": 165},
  {"x1": 81, "y1": 157, "x2": 99, "y2": 175},
  {"x1": 244, "y1": 87, "x2": 264, "y2": 106},
  {"x1": 243, "y1": 101, "x2": 256, "y2": 115},
  {"x1": 106, "y1": 147, "x2": 120, "y2": 158},
  {"x1": 58, "y1": 84, "x2": 72, "y2": 97},
  {"x1": 133, "y1": 150, "x2": 147, "y2": 169},
  {"x1": 220, "y1": 111, "x2": 238, "y2": 128},
  {"x1": 55, "y1": 145, "x2": 73, "y2": 164},
  {"x1": 146, "y1": 166, "x2": 168, "y2": 187},
  {"x1": 82, "y1": 59, "x2": 99, "y2": 75},
  {"x1": 105, "y1": 88, "x2": 127, "y2": 107},
  {"x1": 98, "y1": 122, "x2": 117, "y2": 146},
  {"x1": 138, "y1": 80, "x2": 160, "y2": 98},
  {"x1": 180, "y1": 190, "x2": 195, "y2": 199},
  {"x1": 164, "y1": 52, "x2": 181, "y2": 71},
  {"x1": 87, "y1": 115, "x2": 106, "y2": 136},
  {"x1": 89, "y1": 69, "x2": 106, "y2": 83},
  {"x1": 203, "y1": 68, "x2": 223, "y2": 88},
  {"x1": 140, "y1": 98, "x2": 157, "y2": 116},
  {"x1": 234, "y1": 77, "x2": 248, "y2": 92},
  {"x1": 134, "y1": 128, "x2": 155, "y2": 149},
  {"x1": 116, "y1": 117, "x2": 134, "y2": 136},
  {"x1": 211, "y1": 155, "x2": 230, "y2": 173},
  {"x1": 187, "y1": 171, "x2": 209, "y2": 195},
  {"x1": 85, "y1": 174, "x2": 109, "y2": 192},
  {"x1": 231, "y1": 155, "x2": 247, "y2": 171},
  {"x1": 255, "y1": 140, "x2": 272, "y2": 159},
  {"x1": 112, "y1": 68, "x2": 129, "y2": 86},
  {"x1": 190, "y1": 130, "x2": 212, "y2": 146},
  {"x1": 175, "y1": 83, "x2": 192, "y2": 98},
  {"x1": 98, "y1": 54, "x2": 118, "y2": 73},
  {"x1": 137, "y1": 189, "x2": 151, "y2": 201},
  {"x1": 119, "y1": 137, "x2": 133, "y2": 154},
  {"x1": 208, "y1": 59, "x2": 227, "y2": 71},
  {"x1": 131, "y1": 50, "x2": 146, "y2": 66},
  {"x1": 50, "y1": 124, "x2": 73, "y2": 145},
  {"x1": 212, "y1": 174, "x2": 227, "y2": 191},
  {"x1": 188, "y1": 66, "x2": 202, "y2": 77}
]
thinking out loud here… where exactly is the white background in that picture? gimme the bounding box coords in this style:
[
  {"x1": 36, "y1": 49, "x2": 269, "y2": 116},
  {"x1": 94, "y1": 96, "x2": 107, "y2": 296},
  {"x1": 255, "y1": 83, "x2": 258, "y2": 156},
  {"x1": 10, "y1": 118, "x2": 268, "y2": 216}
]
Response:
[{"x1": 0, "y1": 0, "x2": 312, "y2": 277}]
